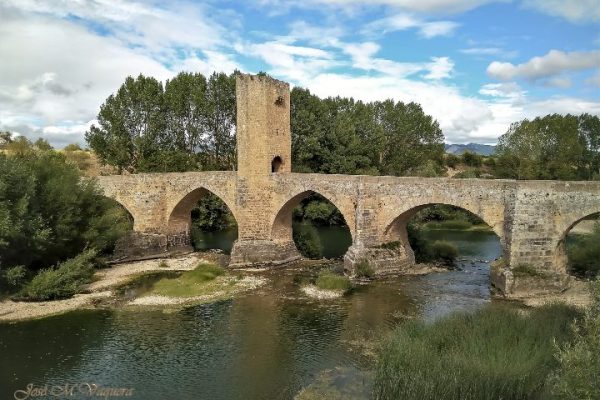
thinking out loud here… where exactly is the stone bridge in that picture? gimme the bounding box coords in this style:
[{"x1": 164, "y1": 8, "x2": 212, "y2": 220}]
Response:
[{"x1": 97, "y1": 74, "x2": 600, "y2": 297}]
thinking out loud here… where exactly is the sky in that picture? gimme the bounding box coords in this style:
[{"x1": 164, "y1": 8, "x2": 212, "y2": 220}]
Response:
[{"x1": 1, "y1": 0, "x2": 599, "y2": 148}]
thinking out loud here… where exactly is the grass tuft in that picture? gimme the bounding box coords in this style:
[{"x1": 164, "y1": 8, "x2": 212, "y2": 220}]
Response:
[
  {"x1": 315, "y1": 270, "x2": 352, "y2": 292},
  {"x1": 150, "y1": 263, "x2": 226, "y2": 297}
]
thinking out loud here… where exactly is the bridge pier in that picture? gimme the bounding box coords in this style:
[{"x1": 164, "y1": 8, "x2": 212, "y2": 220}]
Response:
[{"x1": 229, "y1": 240, "x2": 300, "y2": 267}]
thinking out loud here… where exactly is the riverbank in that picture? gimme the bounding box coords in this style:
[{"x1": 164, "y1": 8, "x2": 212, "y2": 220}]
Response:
[{"x1": 0, "y1": 253, "x2": 232, "y2": 322}]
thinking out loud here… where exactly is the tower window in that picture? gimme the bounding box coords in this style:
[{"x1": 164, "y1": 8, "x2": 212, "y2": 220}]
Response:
[{"x1": 271, "y1": 156, "x2": 283, "y2": 173}]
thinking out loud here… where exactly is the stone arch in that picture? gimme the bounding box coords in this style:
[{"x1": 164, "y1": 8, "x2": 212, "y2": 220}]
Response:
[
  {"x1": 271, "y1": 156, "x2": 283, "y2": 173},
  {"x1": 382, "y1": 202, "x2": 503, "y2": 263},
  {"x1": 383, "y1": 201, "x2": 503, "y2": 243},
  {"x1": 271, "y1": 190, "x2": 355, "y2": 245},
  {"x1": 167, "y1": 187, "x2": 239, "y2": 247},
  {"x1": 554, "y1": 210, "x2": 600, "y2": 274},
  {"x1": 99, "y1": 195, "x2": 136, "y2": 229}
]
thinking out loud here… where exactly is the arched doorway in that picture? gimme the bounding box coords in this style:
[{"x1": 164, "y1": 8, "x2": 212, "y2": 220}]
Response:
[
  {"x1": 168, "y1": 188, "x2": 238, "y2": 254},
  {"x1": 562, "y1": 212, "x2": 599, "y2": 279},
  {"x1": 272, "y1": 191, "x2": 352, "y2": 259}
]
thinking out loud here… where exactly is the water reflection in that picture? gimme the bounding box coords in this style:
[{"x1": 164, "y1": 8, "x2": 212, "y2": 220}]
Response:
[{"x1": 0, "y1": 230, "x2": 502, "y2": 400}]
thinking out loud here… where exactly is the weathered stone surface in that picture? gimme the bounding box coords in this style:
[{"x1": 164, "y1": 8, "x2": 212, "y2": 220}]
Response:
[{"x1": 96, "y1": 73, "x2": 600, "y2": 297}]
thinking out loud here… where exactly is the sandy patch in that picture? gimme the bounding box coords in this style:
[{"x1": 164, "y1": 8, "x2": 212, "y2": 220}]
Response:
[
  {"x1": 88, "y1": 254, "x2": 208, "y2": 292},
  {"x1": 0, "y1": 291, "x2": 112, "y2": 322},
  {"x1": 301, "y1": 285, "x2": 344, "y2": 299},
  {"x1": 517, "y1": 279, "x2": 592, "y2": 308}
]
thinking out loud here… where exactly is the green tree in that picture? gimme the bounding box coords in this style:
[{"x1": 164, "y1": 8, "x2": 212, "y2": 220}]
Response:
[
  {"x1": 494, "y1": 114, "x2": 599, "y2": 180},
  {"x1": 0, "y1": 131, "x2": 13, "y2": 148},
  {"x1": 86, "y1": 74, "x2": 165, "y2": 173},
  {"x1": 0, "y1": 149, "x2": 131, "y2": 273}
]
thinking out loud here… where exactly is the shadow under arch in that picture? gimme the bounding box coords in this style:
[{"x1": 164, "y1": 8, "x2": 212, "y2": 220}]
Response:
[
  {"x1": 383, "y1": 202, "x2": 502, "y2": 265},
  {"x1": 167, "y1": 187, "x2": 239, "y2": 249},
  {"x1": 271, "y1": 190, "x2": 353, "y2": 258},
  {"x1": 555, "y1": 211, "x2": 599, "y2": 276}
]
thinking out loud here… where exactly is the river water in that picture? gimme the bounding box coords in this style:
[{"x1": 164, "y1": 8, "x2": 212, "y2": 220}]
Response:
[{"x1": 0, "y1": 229, "x2": 502, "y2": 400}]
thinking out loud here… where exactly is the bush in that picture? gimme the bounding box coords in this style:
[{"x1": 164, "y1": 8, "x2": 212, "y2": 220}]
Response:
[
  {"x1": 431, "y1": 241, "x2": 458, "y2": 265},
  {"x1": 461, "y1": 151, "x2": 483, "y2": 167},
  {"x1": 567, "y1": 224, "x2": 600, "y2": 278},
  {"x1": 549, "y1": 279, "x2": 600, "y2": 399},
  {"x1": 426, "y1": 219, "x2": 471, "y2": 230},
  {"x1": 17, "y1": 250, "x2": 97, "y2": 301},
  {"x1": 445, "y1": 154, "x2": 460, "y2": 168},
  {"x1": 315, "y1": 271, "x2": 352, "y2": 291},
  {"x1": 293, "y1": 225, "x2": 323, "y2": 259},
  {"x1": 374, "y1": 304, "x2": 581, "y2": 400},
  {"x1": 355, "y1": 260, "x2": 375, "y2": 278},
  {"x1": 3, "y1": 265, "x2": 27, "y2": 289}
]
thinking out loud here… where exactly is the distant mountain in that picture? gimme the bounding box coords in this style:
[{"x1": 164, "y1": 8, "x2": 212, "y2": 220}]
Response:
[{"x1": 445, "y1": 143, "x2": 496, "y2": 156}]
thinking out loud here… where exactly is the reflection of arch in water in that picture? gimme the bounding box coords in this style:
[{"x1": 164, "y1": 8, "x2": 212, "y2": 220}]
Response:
[
  {"x1": 383, "y1": 203, "x2": 501, "y2": 264},
  {"x1": 271, "y1": 190, "x2": 353, "y2": 258},
  {"x1": 167, "y1": 187, "x2": 238, "y2": 247}
]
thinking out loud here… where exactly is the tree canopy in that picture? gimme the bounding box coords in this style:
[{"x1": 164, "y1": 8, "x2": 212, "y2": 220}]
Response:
[
  {"x1": 0, "y1": 139, "x2": 131, "y2": 273},
  {"x1": 494, "y1": 114, "x2": 600, "y2": 180}
]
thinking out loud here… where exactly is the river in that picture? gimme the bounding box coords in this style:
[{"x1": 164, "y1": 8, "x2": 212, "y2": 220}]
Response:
[{"x1": 0, "y1": 229, "x2": 502, "y2": 400}]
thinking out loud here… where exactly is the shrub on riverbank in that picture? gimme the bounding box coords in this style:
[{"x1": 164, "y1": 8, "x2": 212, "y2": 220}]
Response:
[
  {"x1": 355, "y1": 260, "x2": 375, "y2": 278},
  {"x1": 16, "y1": 250, "x2": 97, "y2": 301},
  {"x1": 549, "y1": 279, "x2": 600, "y2": 399},
  {"x1": 374, "y1": 303, "x2": 580, "y2": 400},
  {"x1": 294, "y1": 225, "x2": 323, "y2": 259},
  {"x1": 431, "y1": 241, "x2": 458, "y2": 266},
  {"x1": 567, "y1": 224, "x2": 600, "y2": 278},
  {"x1": 0, "y1": 146, "x2": 132, "y2": 279}
]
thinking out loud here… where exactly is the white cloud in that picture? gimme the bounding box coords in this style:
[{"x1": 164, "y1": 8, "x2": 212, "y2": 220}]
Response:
[
  {"x1": 487, "y1": 49, "x2": 600, "y2": 82},
  {"x1": 0, "y1": 3, "x2": 240, "y2": 146},
  {"x1": 521, "y1": 0, "x2": 600, "y2": 23},
  {"x1": 424, "y1": 57, "x2": 455, "y2": 79},
  {"x1": 363, "y1": 13, "x2": 460, "y2": 38},
  {"x1": 479, "y1": 82, "x2": 526, "y2": 100},
  {"x1": 259, "y1": 0, "x2": 501, "y2": 14}
]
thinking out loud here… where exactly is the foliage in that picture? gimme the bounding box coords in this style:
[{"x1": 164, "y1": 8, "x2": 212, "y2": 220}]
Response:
[
  {"x1": 354, "y1": 260, "x2": 375, "y2": 278},
  {"x1": 2, "y1": 265, "x2": 27, "y2": 289},
  {"x1": 461, "y1": 151, "x2": 483, "y2": 167},
  {"x1": 0, "y1": 142, "x2": 132, "y2": 276},
  {"x1": 291, "y1": 87, "x2": 445, "y2": 176},
  {"x1": 86, "y1": 72, "x2": 237, "y2": 173},
  {"x1": 16, "y1": 250, "x2": 97, "y2": 301},
  {"x1": 445, "y1": 153, "x2": 460, "y2": 168},
  {"x1": 0, "y1": 131, "x2": 13, "y2": 148},
  {"x1": 413, "y1": 204, "x2": 484, "y2": 226},
  {"x1": 494, "y1": 114, "x2": 600, "y2": 180},
  {"x1": 293, "y1": 225, "x2": 323, "y2": 259},
  {"x1": 431, "y1": 241, "x2": 458, "y2": 265},
  {"x1": 293, "y1": 194, "x2": 346, "y2": 226},
  {"x1": 425, "y1": 219, "x2": 472, "y2": 230},
  {"x1": 549, "y1": 279, "x2": 600, "y2": 399},
  {"x1": 374, "y1": 303, "x2": 581, "y2": 400},
  {"x1": 315, "y1": 270, "x2": 352, "y2": 291},
  {"x1": 567, "y1": 223, "x2": 600, "y2": 278},
  {"x1": 191, "y1": 192, "x2": 236, "y2": 231}
]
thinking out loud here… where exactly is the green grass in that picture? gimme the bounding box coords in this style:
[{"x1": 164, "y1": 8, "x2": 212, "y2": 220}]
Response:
[
  {"x1": 374, "y1": 303, "x2": 581, "y2": 400},
  {"x1": 150, "y1": 263, "x2": 226, "y2": 297},
  {"x1": 355, "y1": 260, "x2": 375, "y2": 278},
  {"x1": 315, "y1": 271, "x2": 352, "y2": 292}
]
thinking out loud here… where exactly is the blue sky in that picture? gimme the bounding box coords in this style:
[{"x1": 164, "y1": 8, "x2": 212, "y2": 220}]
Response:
[{"x1": 1, "y1": 0, "x2": 599, "y2": 147}]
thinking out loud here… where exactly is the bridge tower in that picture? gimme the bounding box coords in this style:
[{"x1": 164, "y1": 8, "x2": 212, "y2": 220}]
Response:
[{"x1": 236, "y1": 73, "x2": 291, "y2": 176}]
